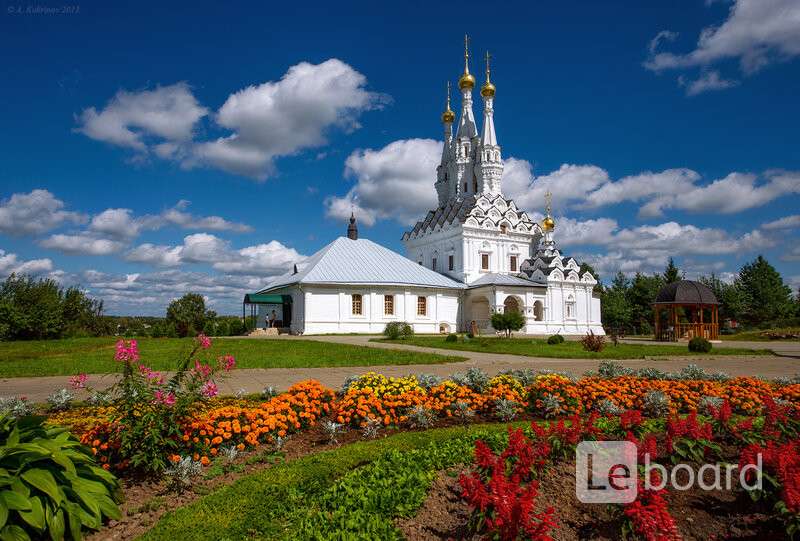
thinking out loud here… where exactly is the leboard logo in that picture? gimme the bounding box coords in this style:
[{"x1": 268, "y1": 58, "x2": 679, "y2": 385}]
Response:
[{"x1": 575, "y1": 441, "x2": 638, "y2": 503}]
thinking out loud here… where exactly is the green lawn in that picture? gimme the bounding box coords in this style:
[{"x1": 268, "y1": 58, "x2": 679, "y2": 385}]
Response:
[
  {"x1": 140, "y1": 422, "x2": 518, "y2": 541},
  {"x1": 0, "y1": 337, "x2": 465, "y2": 378},
  {"x1": 720, "y1": 327, "x2": 800, "y2": 341},
  {"x1": 376, "y1": 335, "x2": 773, "y2": 359}
]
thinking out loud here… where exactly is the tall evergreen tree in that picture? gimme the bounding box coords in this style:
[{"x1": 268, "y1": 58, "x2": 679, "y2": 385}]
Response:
[
  {"x1": 699, "y1": 273, "x2": 746, "y2": 322},
  {"x1": 601, "y1": 272, "x2": 633, "y2": 332},
  {"x1": 627, "y1": 273, "x2": 663, "y2": 334},
  {"x1": 663, "y1": 258, "x2": 682, "y2": 284},
  {"x1": 737, "y1": 255, "x2": 793, "y2": 325}
]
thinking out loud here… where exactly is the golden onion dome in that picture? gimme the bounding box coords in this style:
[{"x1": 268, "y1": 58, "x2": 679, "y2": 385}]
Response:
[
  {"x1": 542, "y1": 216, "x2": 555, "y2": 232},
  {"x1": 442, "y1": 81, "x2": 455, "y2": 123},
  {"x1": 480, "y1": 51, "x2": 495, "y2": 98},
  {"x1": 442, "y1": 108, "x2": 455, "y2": 124},
  {"x1": 458, "y1": 71, "x2": 475, "y2": 90}
]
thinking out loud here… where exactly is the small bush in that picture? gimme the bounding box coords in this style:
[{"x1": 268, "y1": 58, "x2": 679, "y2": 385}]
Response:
[
  {"x1": 383, "y1": 321, "x2": 413, "y2": 340},
  {"x1": 581, "y1": 331, "x2": 606, "y2": 352},
  {"x1": 164, "y1": 456, "x2": 203, "y2": 493},
  {"x1": 490, "y1": 311, "x2": 526, "y2": 337},
  {"x1": 688, "y1": 336, "x2": 712, "y2": 353},
  {"x1": 547, "y1": 334, "x2": 564, "y2": 345},
  {"x1": 444, "y1": 333, "x2": 458, "y2": 343}
]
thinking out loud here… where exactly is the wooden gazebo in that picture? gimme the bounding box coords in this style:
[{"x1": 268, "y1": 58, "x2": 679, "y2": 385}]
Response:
[{"x1": 653, "y1": 280, "x2": 719, "y2": 341}]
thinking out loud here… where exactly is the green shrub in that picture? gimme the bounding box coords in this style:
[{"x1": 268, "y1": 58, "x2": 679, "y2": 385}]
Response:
[
  {"x1": 688, "y1": 336, "x2": 712, "y2": 353},
  {"x1": 444, "y1": 333, "x2": 458, "y2": 343},
  {"x1": 547, "y1": 334, "x2": 564, "y2": 345},
  {"x1": 383, "y1": 321, "x2": 414, "y2": 340},
  {"x1": 227, "y1": 319, "x2": 244, "y2": 336},
  {"x1": 490, "y1": 311, "x2": 526, "y2": 337},
  {"x1": 0, "y1": 413, "x2": 122, "y2": 540}
]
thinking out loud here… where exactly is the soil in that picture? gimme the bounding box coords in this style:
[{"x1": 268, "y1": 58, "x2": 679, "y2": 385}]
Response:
[{"x1": 397, "y1": 460, "x2": 788, "y2": 541}]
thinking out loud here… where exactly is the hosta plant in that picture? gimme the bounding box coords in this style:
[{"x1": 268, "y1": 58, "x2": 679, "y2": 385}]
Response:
[{"x1": 0, "y1": 413, "x2": 122, "y2": 540}]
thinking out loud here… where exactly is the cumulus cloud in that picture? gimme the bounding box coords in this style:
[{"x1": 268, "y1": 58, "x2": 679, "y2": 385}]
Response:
[
  {"x1": 763, "y1": 214, "x2": 800, "y2": 230},
  {"x1": 0, "y1": 249, "x2": 54, "y2": 277},
  {"x1": 76, "y1": 82, "x2": 208, "y2": 150},
  {"x1": 0, "y1": 189, "x2": 86, "y2": 236},
  {"x1": 159, "y1": 200, "x2": 252, "y2": 232},
  {"x1": 645, "y1": 0, "x2": 800, "y2": 93},
  {"x1": 125, "y1": 234, "x2": 304, "y2": 274},
  {"x1": 325, "y1": 138, "x2": 442, "y2": 226},
  {"x1": 503, "y1": 161, "x2": 610, "y2": 212},
  {"x1": 39, "y1": 234, "x2": 126, "y2": 255}
]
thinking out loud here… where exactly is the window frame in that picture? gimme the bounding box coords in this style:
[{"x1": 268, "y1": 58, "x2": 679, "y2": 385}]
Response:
[
  {"x1": 351, "y1": 293, "x2": 363, "y2": 316},
  {"x1": 448, "y1": 254, "x2": 454, "y2": 271},
  {"x1": 384, "y1": 294, "x2": 394, "y2": 316},
  {"x1": 510, "y1": 255, "x2": 518, "y2": 272},
  {"x1": 416, "y1": 295, "x2": 427, "y2": 317},
  {"x1": 480, "y1": 253, "x2": 490, "y2": 271},
  {"x1": 431, "y1": 257, "x2": 437, "y2": 271}
]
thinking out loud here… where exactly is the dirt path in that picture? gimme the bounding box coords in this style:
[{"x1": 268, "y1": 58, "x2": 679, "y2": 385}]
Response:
[{"x1": 1, "y1": 335, "x2": 797, "y2": 402}]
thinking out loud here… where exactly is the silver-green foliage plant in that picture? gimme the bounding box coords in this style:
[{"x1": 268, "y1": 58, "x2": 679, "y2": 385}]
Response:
[
  {"x1": 163, "y1": 456, "x2": 202, "y2": 494},
  {"x1": 642, "y1": 390, "x2": 671, "y2": 417},
  {"x1": 453, "y1": 400, "x2": 475, "y2": 423},
  {"x1": 321, "y1": 420, "x2": 343, "y2": 444},
  {"x1": 416, "y1": 374, "x2": 443, "y2": 390},
  {"x1": 499, "y1": 368, "x2": 536, "y2": 387},
  {"x1": 494, "y1": 399, "x2": 519, "y2": 422},
  {"x1": 451, "y1": 367, "x2": 489, "y2": 392},
  {"x1": 594, "y1": 398, "x2": 622, "y2": 416},
  {"x1": 361, "y1": 417, "x2": 382, "y2": 440},
  {"x1": 46, "y1": 389, "x2": 74, "y2": 412},
  {"x1": 540, "y1": 393, "x2": 564, "y2": 419},
  {"x1": 407, "y1": 405, "x2": 436, "y2": 428},
  {"x1": 697, "y1": 396, "x2": 724, "y2": 415},
  {"x1": 86, "y1": 391, "x2": 112, "y2": 406},
  {"x1": 0, "y1": 397, "x2": 33, "y2": 419},
  {"x1": 0, "y1": 413, "x2": 122, "y2": 540}
]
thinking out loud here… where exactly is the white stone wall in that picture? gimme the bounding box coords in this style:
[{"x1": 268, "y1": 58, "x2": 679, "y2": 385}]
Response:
[{"x1": 298, "y1": 285, "x2": 460, "y2": 335}]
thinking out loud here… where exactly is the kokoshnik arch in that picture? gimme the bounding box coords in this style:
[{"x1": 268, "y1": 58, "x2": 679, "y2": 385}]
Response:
[{"x1": 245, "y1": 37, "x2": 604, "y2": 336}]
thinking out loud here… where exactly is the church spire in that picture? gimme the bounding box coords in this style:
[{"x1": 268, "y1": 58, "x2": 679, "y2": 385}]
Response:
[
  {"x1": 456, "y1": 34, "x2": 477, "y2": 140},
  {"x1": 480, "y1": 51, "x2": 497, "y2": 147},
  {"x1": 347, "y1": 211, "x2": 358, "y2": 240}
]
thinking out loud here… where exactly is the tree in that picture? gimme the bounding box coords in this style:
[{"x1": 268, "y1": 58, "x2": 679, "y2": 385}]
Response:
[
  {"x1": 698, "y1": 273, "x2": 747, "y2": 322},
  {"x1": 579, "y1": 262, "x2": 601, "y2": 285},
  {"x1": 601, "y1": 272, "x2": 632, "y2": 333},
  {"x1": 737, "y1": 255, "x2": 794, "y2": 325},
  {"x1": 627, "y1": 273, "x2": 663, "y2": 334},
  {"x1": 165, "y1": 293, "x2": 211, "y2": 337},
  {"x1": 490, "y1": 311, "x2": 525, "y2": 337},
  {"x1": 663, "y1": 258, "x2": 682, "y2": 284}
]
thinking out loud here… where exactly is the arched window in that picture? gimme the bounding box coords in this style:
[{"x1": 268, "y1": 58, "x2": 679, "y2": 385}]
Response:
[
  {"x1": 533, "y1": 300, "x2": 544, "y2": 321},
  {"x1": 565, "y1": 295, "x2": 576, "y2": 319},
  {"x1": 500, "y1": 224, "x2": 507, "y2": 235},
  {"x1": 463, "y1": 181, "x2": 468, "y2": 192},
  {"x1": 352, "y1": 294, "x2": 363, "y2": 316},
  {"x1": 503, "y1": 296, "x2": 520, "y2": 314},
  {"x1": 473, "y1": 176, "x2": 478, "y2": 192}
]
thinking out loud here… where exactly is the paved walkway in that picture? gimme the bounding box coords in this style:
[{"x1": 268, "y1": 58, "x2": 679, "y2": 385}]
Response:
[{"x1": 1, "y1": 335, "x2": 797, "y2": 402}]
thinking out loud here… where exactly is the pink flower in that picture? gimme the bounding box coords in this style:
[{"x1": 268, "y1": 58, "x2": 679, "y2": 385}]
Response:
[
  {"x1": 115, "y1": 339, "x2": 140, "y2": 363},
  {"x1": 69, "y1": 373, "x2": 88, "y2": 390},
  {"x1": 201, "y1": 381, "x2": 218, "y2": 398},
  {"x1": 193, "y1": 360, "x2": 213, "y2": 380},
  {"x1": 154, "y1": 390, "x2": 176, "y2": 407},
  {"x1": 197, "y1": 333, "x2": 212, "y2": 350},
  {"x1": 218, "y1": 355, "x2": 236, "y2": 371}
]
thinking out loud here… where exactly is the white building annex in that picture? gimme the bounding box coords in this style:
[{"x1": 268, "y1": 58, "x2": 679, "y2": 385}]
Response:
[{"x1": 246, "y1": 39, "x2": 604, "y2": 336}]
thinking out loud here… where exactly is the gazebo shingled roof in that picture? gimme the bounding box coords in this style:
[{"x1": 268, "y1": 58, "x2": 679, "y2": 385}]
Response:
[
  {"x1": 655, "y1": 280, "x2": 719, "y2": 305},
  {"x1": 653, "y1": 280, "x2": 719, "y2": 341}
]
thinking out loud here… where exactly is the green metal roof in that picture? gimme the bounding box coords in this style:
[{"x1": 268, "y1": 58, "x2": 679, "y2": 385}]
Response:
[{"x1": 243, "y1": 293, "x2": 286, "y2": 304}]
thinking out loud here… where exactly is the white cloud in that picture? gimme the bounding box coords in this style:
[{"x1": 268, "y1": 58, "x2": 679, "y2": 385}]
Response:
[
  {"x1": 193, "y1": 59, "x2": 386, "y2": 180},
  {"x1": 645, "y1": 0, "x2": 800, "y2": 91},
  {"x1": 763, "y1": 214, "x2": 800, "y2": 230},
  {"x1": 159, "y1": 200, "x2": 252, "y2": 232},
  {"x1": 0, "y1": 189, "x2": 86, "y2": 236},
  {"x1": 39, "y1": 234, "x2": 125, "y2": 255},
  {"x1": 581, "y1": 169, "x2": 700, "y2": 215},
  {"x1": 783, "y1": 245, "x2": 800, "y2": 262},
  {"x1": 680, "y1": 70, "x2": 739, "y2": 96},
  {"x1": 503, "y1": 161, "x2": 610, "y2": 213},
  {"x1": 325, "y1": 138, "x2": 442, "y2": 226},
  {"x1": 89, "y1": 208, "x2": 143, "y2": 239},
  {"x1": 125, "y1": 234, "x2": 304, "y2": 275},
  {"x1": 0, "y1": 249, "x2": 54, "y2": 277},
  {"x1": 76, "y1": 82, "x2": 208, "y2": 151}
]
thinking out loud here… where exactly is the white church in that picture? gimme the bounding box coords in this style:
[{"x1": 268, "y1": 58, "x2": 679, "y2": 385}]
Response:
[{"x1": 244, "y1": 41, "x2": 603, "y2": 336}]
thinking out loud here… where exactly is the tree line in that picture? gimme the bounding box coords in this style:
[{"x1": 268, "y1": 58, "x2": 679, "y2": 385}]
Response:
[
  {"x1": 591, "y1": 255, "x2": 800, "y2": 335},
  {"x1": 0, "y1": 275, "x2": 254, "y2": 341}
]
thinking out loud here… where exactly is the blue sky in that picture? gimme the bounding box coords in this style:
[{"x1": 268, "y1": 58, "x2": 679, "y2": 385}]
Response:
[{"x1": 1, "y1": 0, "x2": 799, "y2": 315}]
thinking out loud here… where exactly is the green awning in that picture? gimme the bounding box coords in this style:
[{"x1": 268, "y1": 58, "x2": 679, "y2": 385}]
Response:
[{"x1": 244, "y1": 293, "x2": 287, "y2": 304}]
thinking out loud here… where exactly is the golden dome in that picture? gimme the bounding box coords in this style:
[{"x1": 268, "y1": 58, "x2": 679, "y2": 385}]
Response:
[
  {"x1": 480, "y1": 51, "x2": 495, "y2": 98},
  {"x1": 459, "y1": 72, "x2": 475, "y2": 90},
  {"x1": 442, "y1": 81, "x2": 455, "y2": 123},
  {"x1": 459, "y1": 34, "x2": 475, "y2": 90},
  {"x1": 542, "y1": 216, "x2": 555, "y2": 232}
]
